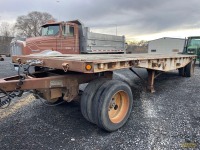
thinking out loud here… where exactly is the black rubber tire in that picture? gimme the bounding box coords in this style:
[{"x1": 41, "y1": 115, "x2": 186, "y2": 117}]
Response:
[
  {"x1": 184, "y1": 61, "x2": 194, "y2": 77},
  {"x1": 178, "y1": 67, "x2": 185, "y2": 76},
  {"x1": 92, "y1": 80, "x2": 117, "y2": 126},
  {"x1": 80, "y1": 78, "x2": 109, "y2": 123},
  {"x1": 93, "y1": 80, "x2": 133, "y2": 132},
  {"x1": 0, "y1": 57, "x2": 4, "y2": 61}
]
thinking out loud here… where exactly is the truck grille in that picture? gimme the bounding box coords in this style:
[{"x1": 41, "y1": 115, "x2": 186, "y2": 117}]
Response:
[{"x1": 10, "y1": 42, "x2": 22, "y2": 56}]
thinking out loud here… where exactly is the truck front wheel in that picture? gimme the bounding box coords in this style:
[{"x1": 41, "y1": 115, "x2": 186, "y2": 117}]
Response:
[{"x1": 93, "y1": 80, "x2": 133, "y2": 132}]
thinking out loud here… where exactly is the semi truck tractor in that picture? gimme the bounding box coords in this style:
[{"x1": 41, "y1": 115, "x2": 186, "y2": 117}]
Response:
[
  {"x1": 183, "y1": 36, "x2": 200, "y2": 66},
  {"x1": 10, "y1": 20, "x2": 126, "y2": 56}
]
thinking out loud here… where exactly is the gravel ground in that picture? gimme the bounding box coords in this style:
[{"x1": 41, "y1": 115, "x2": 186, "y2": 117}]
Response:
[{"x1": 0, "y1": 57, "x2": 199, "y2": 150}]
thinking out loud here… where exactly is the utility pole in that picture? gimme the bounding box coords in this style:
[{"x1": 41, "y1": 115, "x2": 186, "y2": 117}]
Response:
[
  {"x1": 56, "y1": 0, "x2": 60, "y2": 21},
  {"x1": 115, "y1": 24, "x2": 118, "y2": 36}
]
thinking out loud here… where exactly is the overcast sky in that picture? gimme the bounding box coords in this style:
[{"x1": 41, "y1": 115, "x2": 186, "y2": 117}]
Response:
[{"x1": 0, "y1": 0, "x2": 200, "y2": 40}]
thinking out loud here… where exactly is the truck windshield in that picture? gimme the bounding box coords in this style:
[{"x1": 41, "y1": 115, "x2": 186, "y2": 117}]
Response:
[
  {"x1": 188, "y1": 38, "x2": 200, "y2": 48},
  {"x1": 41, "y1": 25, "x2": 60, "y2": 36}
]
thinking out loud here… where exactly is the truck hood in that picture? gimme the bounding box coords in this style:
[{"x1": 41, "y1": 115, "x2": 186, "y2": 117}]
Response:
[
  {"x1": 26, "y1": 36, "x2": 56, "y2": 44},
  {"x1": 25, "y1": 36, "x2": 58, "y2": 54}
]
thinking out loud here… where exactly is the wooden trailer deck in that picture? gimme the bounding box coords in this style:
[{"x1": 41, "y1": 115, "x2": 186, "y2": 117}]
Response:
[{"x1": 12, "y1": 53, "x2": 196, "y2": 73}]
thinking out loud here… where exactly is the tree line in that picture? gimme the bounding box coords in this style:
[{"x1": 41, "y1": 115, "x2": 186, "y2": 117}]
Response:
[{"x1": 0, "y1": 11, "x2": 55, "y2": 38}]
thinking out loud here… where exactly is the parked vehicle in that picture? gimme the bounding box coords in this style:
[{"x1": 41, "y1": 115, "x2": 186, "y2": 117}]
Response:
[
  {"x1": 10, "y1": 20, "x2": 126, "y2": 56},
  {"x1": 183, "y1": 36, "x2": 200, "y2": 66},
  {"x1": 0, "y1": 52, "x2": 196, "y2": 131},
  {"x1": 0, "y1": 55, "x2": 4, "y2": 61}
]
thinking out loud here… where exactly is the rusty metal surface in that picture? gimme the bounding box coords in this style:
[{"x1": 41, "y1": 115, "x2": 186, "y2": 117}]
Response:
[
  {"x1": 0, "y1": 72, "x2": 101, "y2": 92},
  {"x1": 12, "y1": 54, "x2": 196, "y2": 73},
  {"x1": 147, "y1": 69, "x2": 156, "y2": 93},
  {"x1": 0, "y1": 70, "x2": 113, "y2": 102}
]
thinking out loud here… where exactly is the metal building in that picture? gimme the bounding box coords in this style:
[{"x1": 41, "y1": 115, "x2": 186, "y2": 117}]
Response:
[
  {"x1": 148, "y1": 37, "x2": 185, "y2": 54},
  {"x1": 0, "y1": 36, "x2": 14, "y2": 56}
]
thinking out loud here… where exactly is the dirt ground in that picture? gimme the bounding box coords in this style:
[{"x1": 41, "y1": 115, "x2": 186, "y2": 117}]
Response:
[{"x1": 0, "y1": 57, "x2": 199, "y2": 150}]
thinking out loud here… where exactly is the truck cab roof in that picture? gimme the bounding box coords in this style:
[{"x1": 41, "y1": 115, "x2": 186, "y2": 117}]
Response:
[{"x1": 41, "y1": 20, "x2": 83, "y2": 27}]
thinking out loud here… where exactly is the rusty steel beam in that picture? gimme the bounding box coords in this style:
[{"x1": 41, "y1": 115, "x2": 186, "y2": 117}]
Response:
[
  {"x1": 147, "y1": 69, "x2": 156, "y2": 93},
  {"x1": 12, "y1": 56, "x2": 89, "y2": 73},
  {"x1": 0, "y1": 72, "x2": 111, "y2": 92}
]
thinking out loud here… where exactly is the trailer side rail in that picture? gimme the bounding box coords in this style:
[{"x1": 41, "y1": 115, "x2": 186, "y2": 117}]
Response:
[{"x1": 12, "y1": 54, "x2": 196, "y2": 73}]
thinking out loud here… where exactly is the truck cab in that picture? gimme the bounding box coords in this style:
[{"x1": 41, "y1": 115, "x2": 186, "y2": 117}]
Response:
[
  {"x1": 184, "y1": 36, "x2": 200, "y2": 66},
  {"x1": 11, "y1": 20, "x2": 80, "y2": 55}
]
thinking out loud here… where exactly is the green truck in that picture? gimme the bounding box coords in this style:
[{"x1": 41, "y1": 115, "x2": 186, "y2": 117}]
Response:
[{"x1": 184, "y1": 36, "x2": 200, "y2": 66}]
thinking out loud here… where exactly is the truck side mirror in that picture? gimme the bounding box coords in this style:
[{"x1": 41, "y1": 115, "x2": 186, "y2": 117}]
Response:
[{"x1": 39, "y1": 29, "x2": 42, "y2": 36}]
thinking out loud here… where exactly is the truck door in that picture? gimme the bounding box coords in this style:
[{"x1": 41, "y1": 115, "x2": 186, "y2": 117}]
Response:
[{"x1": 60, "y1": 24, "x2": 79, "y2": 54}]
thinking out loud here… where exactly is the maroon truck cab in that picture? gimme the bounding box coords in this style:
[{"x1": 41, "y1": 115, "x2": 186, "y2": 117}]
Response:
[{"x1": 11, "y1": 20, "x2": 80, "y2": 55}]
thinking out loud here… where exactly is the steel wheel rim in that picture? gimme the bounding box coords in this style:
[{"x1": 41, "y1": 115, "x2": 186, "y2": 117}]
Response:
[{"x1": 108, "y1": 90, "x2": 129, "y2": 123}]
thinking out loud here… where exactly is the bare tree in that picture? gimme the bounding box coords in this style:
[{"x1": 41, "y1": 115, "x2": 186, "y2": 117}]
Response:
[
  {"x1": 15, "y1": 11, "x2": 55, "y2": 37},
  {"x1": 137, "y1": 40, "x2": 148, "y2": 47},
  {"x1": 127, "y1": 40, "x2": 148, "y2": 47},
  {"x1": 126, "y1": 40, "x2": 148, "y2": 53},
  {"x1": 0, "y1": 22, "x2": 14, "y2": 37}
]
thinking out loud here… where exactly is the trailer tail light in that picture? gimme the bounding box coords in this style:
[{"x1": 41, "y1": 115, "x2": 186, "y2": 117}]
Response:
[{"x1": 85, "y1": 64, "x2": 92, "y2": 71}]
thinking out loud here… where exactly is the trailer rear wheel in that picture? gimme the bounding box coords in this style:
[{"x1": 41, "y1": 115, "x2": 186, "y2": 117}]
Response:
[
  {"x1": 93, "y1": 80, "x2": 133, "y2": 132},
  {"x1": 80, "y1": 78, "x2": 108, "y2": 123},
  {"x1": 108, "y1": 91, "x2": 129, "y2": 123},
  {"x1": 185, "y1": 61, "x2": 194, "y2": 77}
]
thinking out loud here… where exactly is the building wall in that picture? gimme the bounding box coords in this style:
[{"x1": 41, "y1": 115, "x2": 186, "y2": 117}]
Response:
[{"x1": 148, "y1": 37, "x2": 185, "y2": 54}]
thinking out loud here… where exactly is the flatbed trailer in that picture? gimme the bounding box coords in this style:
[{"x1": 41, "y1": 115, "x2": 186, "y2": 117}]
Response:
[{"x1": 0, "y1": 53, "x2": 196, "y2": 131}]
